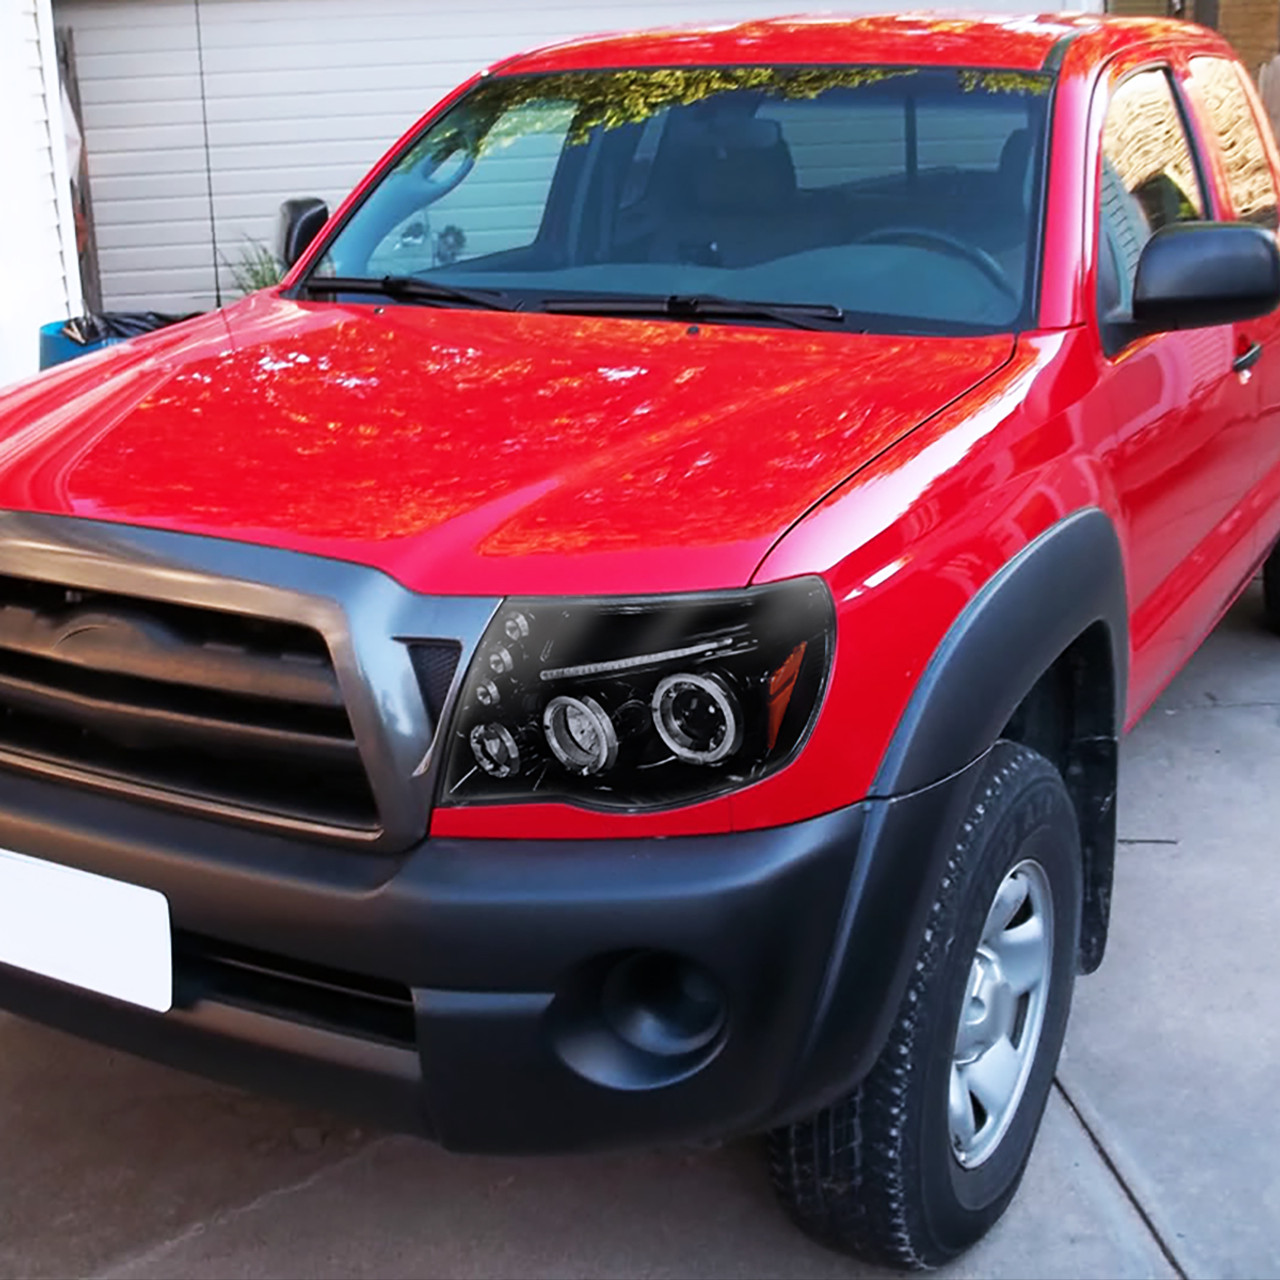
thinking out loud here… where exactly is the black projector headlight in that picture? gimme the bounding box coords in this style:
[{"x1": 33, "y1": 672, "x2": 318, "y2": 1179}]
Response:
[{"x1": 438, "y1": 577, "x2": 834, "y2": 810}]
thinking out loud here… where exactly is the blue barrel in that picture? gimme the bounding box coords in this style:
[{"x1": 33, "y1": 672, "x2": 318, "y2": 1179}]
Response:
[
  {"x1": 38, "y1": 320, "x2": 127, "y2": 370},
  {"x1": 39, "y1": 321, "x2": 85, "y2": 369}
]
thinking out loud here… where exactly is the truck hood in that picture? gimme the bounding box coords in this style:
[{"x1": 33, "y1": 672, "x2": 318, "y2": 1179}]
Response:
[{"x1": 0, "y1": 293, "x2": 1014, "y2": 595}]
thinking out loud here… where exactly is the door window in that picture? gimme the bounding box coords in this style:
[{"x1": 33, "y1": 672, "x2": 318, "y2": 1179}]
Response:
[
  {"x1": 1098, "y1": 68, "x2": 1206, "y2": 319},
  {"x1": 1188, "y1": 56, "x2": 1279, "y2": 230}
]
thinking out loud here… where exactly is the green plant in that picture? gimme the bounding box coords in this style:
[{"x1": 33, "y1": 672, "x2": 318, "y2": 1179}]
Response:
[{"x1": 224, "y1": 238, "x2": 283, "y2": 296}]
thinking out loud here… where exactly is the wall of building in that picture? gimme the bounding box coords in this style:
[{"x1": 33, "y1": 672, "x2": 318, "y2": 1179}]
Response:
[
  {"x1": 1108, "y1": 0, "x2": 1279, "y2": 73},
  {"x1": 0, "y1": 0, "x2": 83, "y2": 387},
  {"x1": 1218, "y1": 0, "x2": 1280, "y2": 73}
]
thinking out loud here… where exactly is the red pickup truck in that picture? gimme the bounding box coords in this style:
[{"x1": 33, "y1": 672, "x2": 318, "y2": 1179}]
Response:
[{"x1": 0, "y1": 11, "x2": 1277, "y2": 1268}]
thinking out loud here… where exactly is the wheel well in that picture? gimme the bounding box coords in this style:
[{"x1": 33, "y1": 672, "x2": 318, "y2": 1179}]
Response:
[{"x1": 1000, "y1": 622, "x2": 1117, "y2": 973}]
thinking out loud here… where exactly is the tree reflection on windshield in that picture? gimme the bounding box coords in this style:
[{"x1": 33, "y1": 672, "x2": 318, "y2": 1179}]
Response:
[{"x1": 315, "y1": 64, "x2": 1053, "y2": 335}]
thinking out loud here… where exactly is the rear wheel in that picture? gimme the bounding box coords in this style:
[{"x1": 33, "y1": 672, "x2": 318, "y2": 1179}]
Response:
[{"x1": 767, "y1": 742, "x2": 1081, "y2": 1269}]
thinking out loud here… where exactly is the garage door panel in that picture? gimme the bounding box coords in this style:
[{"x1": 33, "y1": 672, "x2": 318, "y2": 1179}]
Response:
[
  {"x1": 205, "y1": 87, "x2": 433, "y2": 124},
  {"x1": 201, "y1": 138, "x2": 382, "y2": 171},
  {"x1": 102, "y1": 264, "x2": 217, "y2": 297},
  {"x1": 104, "y1": 264, "x2": 213, "y2": 287},
  {"x1": 92, "y1": 170, "x2": 210, "y2": 203},
  {"x1": 189, "y1": 0, "x2": 626, "y2": 23},
  {"x1": 211, "y1": 163, "x2": 370, "y2": 198},
  {"x1": 206, "y1": 191, "x2": 325, "y2": 223},
  {"x1": 89, "y1": 144, "x2": 209, "y2": 179},
  {"x1": 215, "y1": 216, "x2": 282, "y2": 279},
  {"x1": 91, "y1": 193, "x2": 210, "y2": 225},
  {"x1": 60, "y1": 0, "x2": 198, "y2": 30},
  {"x1": 77, "y1": 59, "x2": 200, "y2": 94},
  {"x1": 56, "y1": 0, "x2": 1075, "y2": 312},
  {"x1": 214, "y1": 211, "x2": 276, "y2": 245},
  {"x1": 74, "y1": 29, "x2": 199, "y2": 63},
  {"x1": 109, "y1": 292, "x2": 218, "y2": 311},
  {"x1": 79, "y1": 76, "x2": 201, "y2": 109},
  {"x1": 201, "y1": 36, "x2": 507, "y2": 66},
  {"x1": 100, "y1": 242, "x2": 221, "y2": 272},
  {"x1": 87, "y1": 99, "x2": 205, "y2": 131},
  {"x1": 96, "y1": 218, "x2": 218, "y2": 251},
  {"x1": 204, "y1": 113, "x2": 413, "y2": 148},
  {"x1": 200, "y1": 63, "x2": 433, "y2": 93}
]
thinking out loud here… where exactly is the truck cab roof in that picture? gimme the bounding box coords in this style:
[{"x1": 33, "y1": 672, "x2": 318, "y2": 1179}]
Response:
[{"x1": 497, "y1": 12, "x2": 1229, "y2": 77}]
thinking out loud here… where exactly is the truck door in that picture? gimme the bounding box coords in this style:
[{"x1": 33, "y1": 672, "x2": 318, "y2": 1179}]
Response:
[
  {"x1": 1184, "y1": 54, "x2": 1280, "y2": 560},
  {"x1": 1092, "y1": 64, "x2": 1261, "y2": 716}
]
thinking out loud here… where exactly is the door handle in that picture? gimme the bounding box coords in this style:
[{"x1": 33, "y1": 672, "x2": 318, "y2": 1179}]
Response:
[{"x1": 1234, "y1": 341, "x2": 1263, "y2": 375}]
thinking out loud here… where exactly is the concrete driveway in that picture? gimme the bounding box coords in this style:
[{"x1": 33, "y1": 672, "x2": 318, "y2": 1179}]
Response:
[{"x1": 2, "y1": 585, "x2": 1278, "y2": 1280}]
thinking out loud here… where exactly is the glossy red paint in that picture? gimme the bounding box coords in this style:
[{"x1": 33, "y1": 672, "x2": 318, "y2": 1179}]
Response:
[
  {"x1": 3, "y1": 15, "x2": 1279, "y2": 843},
  {"x1": 0, "y1": 296, "x2": 1014, "y2": 598},
  {"x1": 499, "y1": 13, "x2": 1093, "y2": 76},
  {"x1": 747, "y1": 329, "x2": 1101, "y2": 831}
]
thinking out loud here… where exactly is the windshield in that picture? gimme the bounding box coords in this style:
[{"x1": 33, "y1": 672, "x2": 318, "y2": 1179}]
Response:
[{"x1": 309, "y1": 65, "x2": 1052, "y2": 334}]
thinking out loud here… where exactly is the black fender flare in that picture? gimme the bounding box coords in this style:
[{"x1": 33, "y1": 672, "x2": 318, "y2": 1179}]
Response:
[
  {"x1": 773, "y1": 509, "x2": 1127, "y2": 1123},
  {"x1": 871, "y1": 506, "x2": 1127, "y2": 797}
]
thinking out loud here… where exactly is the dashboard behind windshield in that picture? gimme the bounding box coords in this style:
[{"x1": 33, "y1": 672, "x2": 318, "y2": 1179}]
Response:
[{"x1": 311, "y1": 65, "x2": 1052, "y2": 333}]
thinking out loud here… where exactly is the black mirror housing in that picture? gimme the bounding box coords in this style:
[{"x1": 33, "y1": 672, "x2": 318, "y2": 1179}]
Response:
[
  {"x1": 276, "y1": 198, "x2": 330, "y2": 270},
  {"x1": 1133, "y1": 221, "x2": 1280, "y2": 332}
]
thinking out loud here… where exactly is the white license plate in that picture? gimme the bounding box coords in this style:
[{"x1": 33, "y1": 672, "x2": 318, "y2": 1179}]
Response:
[{"x1": 0, "y1": 847, "x2": 172, "y2": 1012}]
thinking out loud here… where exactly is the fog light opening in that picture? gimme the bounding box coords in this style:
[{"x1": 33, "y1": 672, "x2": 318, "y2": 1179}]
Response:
[{"x1": 601, "y1": 951, "x2": 727, "y2": 1059}]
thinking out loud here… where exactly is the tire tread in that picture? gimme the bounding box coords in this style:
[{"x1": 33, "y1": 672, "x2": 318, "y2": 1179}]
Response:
[{"x1": 766, "y1": 745, "x2": 1067, "y2": 1270}]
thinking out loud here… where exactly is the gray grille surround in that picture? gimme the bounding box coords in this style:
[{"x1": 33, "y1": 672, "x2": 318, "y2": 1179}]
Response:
[{"x1": 0, "y1": 511, "x2": 500, "y2": 850}]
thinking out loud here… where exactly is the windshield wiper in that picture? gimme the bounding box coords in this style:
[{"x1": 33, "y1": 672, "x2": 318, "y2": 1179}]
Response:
[
  {"x1": 297, "y1": 274, "x2": 522, "y2": 312},
  {"x1": 299, "y1": 279, "x2": 843, "y2": 328},
  {"x1": 540, "y1": 292, "x2": 845, "y2": 331}
]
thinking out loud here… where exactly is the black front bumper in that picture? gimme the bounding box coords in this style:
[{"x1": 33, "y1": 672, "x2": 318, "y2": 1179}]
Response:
[{"x1": 0, "y1": 755, "x2": 984, "y2": 1153}]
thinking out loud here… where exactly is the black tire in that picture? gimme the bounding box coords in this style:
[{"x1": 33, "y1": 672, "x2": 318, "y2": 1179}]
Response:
[
  {"x1": 1263, "y1": 543, "x2": 1280, "y2": 635},
  {"x1": 767, "y1": 742, "x2": 1082, "y2": 1270}
]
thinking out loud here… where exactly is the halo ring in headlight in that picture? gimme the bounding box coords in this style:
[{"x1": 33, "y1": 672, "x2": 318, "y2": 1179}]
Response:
[
  {"x1": 441, "y1": 578, "x2": 833, "y2": 808},
  {"x1": 652, "y1": 672, "x2": 742, "y2": 765},
  {"x1": 543, "y1": 695, "x2": 618, "y2": 775}
]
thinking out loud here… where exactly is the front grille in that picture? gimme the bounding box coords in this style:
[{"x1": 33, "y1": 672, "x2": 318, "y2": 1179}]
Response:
[
  {"x1": 174, "y1": 932, "x2": 417, "y2": 1047},
  {"x1": 409, "y1": 641, "x2": 461, "y2": 724},
  {"x1": 0, "y1": 573, "x2": 378, "y2": 833}
]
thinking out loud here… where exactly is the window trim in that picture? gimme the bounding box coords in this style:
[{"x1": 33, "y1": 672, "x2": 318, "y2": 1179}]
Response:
[
  {"x1": 1183, "y1": 53, "x2": 1280, "y2": 230},
  {"x1": 1093, "y1": 60, "x2": 1214, "y2": 357}
]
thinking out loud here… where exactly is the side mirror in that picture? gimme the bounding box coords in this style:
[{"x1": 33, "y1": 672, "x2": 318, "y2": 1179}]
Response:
[
  {"x1": 276, "y1": 197, "x2": 330, "y2": 269},
  {"x1": 1133, "y1": 221, "x2": 1280, "y2": 332}
]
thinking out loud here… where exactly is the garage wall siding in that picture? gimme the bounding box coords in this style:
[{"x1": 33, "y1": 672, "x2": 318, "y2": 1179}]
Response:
[
  {"x1": 1, "y1": 0, "x2": 82, "y2": 385},
  {"x1": 55, "y1": 0, "x2": 1094, "y2": 313}
]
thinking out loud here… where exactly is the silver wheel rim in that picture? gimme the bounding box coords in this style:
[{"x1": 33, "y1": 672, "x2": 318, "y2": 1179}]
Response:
[{"x1": 948, "y1": 858, "x2": 1054, "y2": 1168}]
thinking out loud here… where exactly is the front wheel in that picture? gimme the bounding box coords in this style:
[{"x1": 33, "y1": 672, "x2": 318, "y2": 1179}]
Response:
[{"x1": 767, "y1": 742, "x2": 1081, "y2": 1270}]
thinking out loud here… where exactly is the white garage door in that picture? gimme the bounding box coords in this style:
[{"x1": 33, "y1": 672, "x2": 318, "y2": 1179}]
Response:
[{"x1": 54, "y1": 0, "x2": 1093, "y2": 313}]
